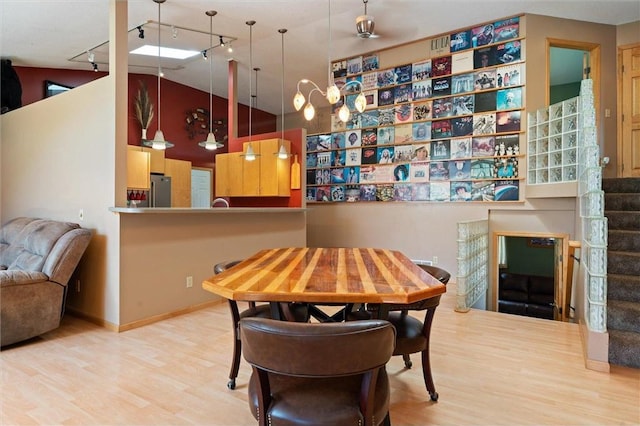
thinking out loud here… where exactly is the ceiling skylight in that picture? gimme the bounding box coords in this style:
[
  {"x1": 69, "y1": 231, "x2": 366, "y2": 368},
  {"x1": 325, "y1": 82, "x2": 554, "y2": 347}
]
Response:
[{"x1": 130, "y1": 45, "x2": 200, "y2": 60}]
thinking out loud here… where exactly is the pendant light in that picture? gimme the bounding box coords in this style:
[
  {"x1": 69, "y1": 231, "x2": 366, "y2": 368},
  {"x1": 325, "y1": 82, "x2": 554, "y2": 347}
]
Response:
[
  {"x1": 293, "y1": 0, "x2": 365, "y2": 122},
  {"x1": 243, "y1": 20, "x2": 258, "y2": 162},
  {"x1": 198, "y1": 10, "x2": 224, "y2": 151},
  {"x1": 143, "y1": 0, "x2": 174, "y2": 150},
  {"x1": 276, "y1": 28, "x2": 291, "y2": 159}
]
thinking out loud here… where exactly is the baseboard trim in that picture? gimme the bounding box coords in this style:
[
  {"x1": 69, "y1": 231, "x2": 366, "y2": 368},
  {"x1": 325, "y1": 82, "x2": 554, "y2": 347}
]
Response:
[
  {"x1": 578, "y1": 319, "x2": 611, "y2": 373},
  {"x1": 67, "y1": 299, "x2": 226, "y2": 333},
  {"x1": 117, "y1": 299, "x2": 224, "y2": 332}
]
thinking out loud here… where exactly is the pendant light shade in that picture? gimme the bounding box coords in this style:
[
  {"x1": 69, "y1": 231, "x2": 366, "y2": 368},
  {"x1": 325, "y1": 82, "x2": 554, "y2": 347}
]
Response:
[
  {"x1": 143, "y1": 0, "x2": 174, "y2": 150},
  {"x1": 198, "y1": 10, "x2": 224, "y2": 151}
]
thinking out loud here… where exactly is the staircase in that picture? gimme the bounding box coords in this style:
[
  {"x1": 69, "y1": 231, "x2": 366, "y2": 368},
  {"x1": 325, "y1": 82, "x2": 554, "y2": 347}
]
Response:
[{"x1": 603, "y1": 177, "x2": 640, "y2": 369}]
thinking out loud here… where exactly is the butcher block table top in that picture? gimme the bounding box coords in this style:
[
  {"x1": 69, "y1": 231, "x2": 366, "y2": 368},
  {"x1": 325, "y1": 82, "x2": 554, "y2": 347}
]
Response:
[{"x1": 202, "y1": 247, "x2": 446, "y2": 305}]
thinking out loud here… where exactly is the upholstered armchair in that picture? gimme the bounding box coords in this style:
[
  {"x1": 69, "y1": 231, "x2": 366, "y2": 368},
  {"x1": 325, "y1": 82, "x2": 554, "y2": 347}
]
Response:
[{"x1": 0, "y1": 217, "x2": 92, "y2": 347}]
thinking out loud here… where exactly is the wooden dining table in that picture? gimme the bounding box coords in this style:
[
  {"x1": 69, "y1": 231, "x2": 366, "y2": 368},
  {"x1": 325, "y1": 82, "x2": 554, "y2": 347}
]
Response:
[{"x1": 202, "y1": 247, "x2": 446, "y2": 320}]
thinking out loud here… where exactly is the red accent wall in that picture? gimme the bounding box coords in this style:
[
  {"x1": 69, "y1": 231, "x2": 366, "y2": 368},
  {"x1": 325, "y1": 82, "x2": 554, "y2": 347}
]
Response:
[{"x1": 13, "y1": 67, "x2": 276, "y2": 169}]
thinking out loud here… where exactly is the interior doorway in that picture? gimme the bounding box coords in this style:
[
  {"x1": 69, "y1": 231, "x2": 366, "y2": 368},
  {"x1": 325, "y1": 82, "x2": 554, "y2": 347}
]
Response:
[
  {"x1": 493, "y1": 232, "x2": 570, "y2": 322},
  {"x1": 547, "y1": 38, "x2": 601, "y2": 127},
  {"x1": 191, "y1": 168, "x2": 212, "y2": 207}
]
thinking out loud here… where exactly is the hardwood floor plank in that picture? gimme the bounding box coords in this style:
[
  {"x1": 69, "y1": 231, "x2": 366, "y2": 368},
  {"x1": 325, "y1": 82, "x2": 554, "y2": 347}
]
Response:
[{"x1": 1, "y1": 285, "x2": 638, "y2": 425}]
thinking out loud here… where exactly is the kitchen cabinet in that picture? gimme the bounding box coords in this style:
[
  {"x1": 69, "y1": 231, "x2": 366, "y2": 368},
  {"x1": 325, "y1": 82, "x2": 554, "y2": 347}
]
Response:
[
  {"x1": 142, "y1": 146, "x2": 165, "y2": 174},
  {"x1": 165, "y1": 158, "x2": 192, "y2": 207},
  {"x1": 127, "y1": 146, "x2": 150, "y2": 189},
  {"x1": 259, "y1": 138, "x2": 291, "y2": 196},
  {"x1": 214, "y1": 139, "x2": 291, "y2": 197},
  {"x1": 215, "y1": 152, "x2": 243, "y2": 196},
  {"x1": 242, "y1": 142, "x2": 261, "y2": 196}
]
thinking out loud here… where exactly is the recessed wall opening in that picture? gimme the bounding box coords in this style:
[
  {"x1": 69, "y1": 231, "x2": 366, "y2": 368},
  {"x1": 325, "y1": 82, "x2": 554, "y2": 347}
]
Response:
[{"x1": 493, "y1": 232, "x2": 572, "y2": 322}]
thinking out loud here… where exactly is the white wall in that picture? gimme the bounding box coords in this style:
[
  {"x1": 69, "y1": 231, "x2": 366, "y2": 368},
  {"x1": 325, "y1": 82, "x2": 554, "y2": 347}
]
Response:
[{"x1": 0, "y1": 76, "x2": 122, "y2": 325}]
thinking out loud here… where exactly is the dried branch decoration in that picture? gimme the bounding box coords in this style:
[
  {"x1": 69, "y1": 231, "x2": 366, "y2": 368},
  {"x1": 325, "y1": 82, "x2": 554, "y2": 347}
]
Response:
[{"x1": 134, "y1": 80, "x2": 154, "y2": 129}]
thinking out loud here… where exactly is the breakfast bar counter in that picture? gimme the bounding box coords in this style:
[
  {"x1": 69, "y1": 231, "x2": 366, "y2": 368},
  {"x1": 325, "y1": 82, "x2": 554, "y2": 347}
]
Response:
[
  {"x1": 110, "y1": 207, "x2": 307, "y2": 214},
  {"x1": 112, "y1": 207, "x2": 307, "y2": 330}
]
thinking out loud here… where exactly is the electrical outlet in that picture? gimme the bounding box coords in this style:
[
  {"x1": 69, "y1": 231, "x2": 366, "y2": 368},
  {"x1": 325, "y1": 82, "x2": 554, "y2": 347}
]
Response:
[
  {"x1": 186, "y1": 276, "x2": 193, "y2": 288},
  {"x1": 432, "y1": 256, "x2": 439, "y2": 265},
  {"x1": 76, "y1": 279, "x2": 81, "y2": 292},
  {"x1": 78, "y1": 209, "x2": 84, "y2": 221}
]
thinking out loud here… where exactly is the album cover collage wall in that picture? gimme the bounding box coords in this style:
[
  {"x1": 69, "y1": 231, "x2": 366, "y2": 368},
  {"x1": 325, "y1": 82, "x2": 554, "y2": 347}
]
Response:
[{"x1": 305, "y1": 16, "x2": 523, "y2": 203}]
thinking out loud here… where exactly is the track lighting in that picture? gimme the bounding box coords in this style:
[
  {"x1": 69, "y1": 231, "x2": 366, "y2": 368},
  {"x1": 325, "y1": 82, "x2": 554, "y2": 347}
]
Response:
[
  {"x1": 137, "y1": 25, "x2": 145, "y2": 39},
  {"x1": 227, "y1": 43, "x2": 233, "y2": 53},
  {"x1": 201, "y1": 49, "x2": 207, "y2": 60},
  {"x1": 171, "y1": 26, "x2": 178, "y2": 39},
  {"x1": 87, "y1": 51, "x2": 95, "y2": 63},
  {"x1": 92, "y1": 62, "x2": 99, "y2": 72},
  {"x1": 219, "y1": 35, "x2": 225, "y2": 47}
]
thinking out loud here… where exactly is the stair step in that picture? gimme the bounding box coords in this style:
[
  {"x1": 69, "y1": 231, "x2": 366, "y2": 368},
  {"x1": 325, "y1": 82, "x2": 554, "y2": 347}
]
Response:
[
  {"x1": 608, "y1": 300, "x2": 640, "y2": 334},
  {"x1": 605, "y1": 193, "x2": 640, "y2": 211},
  {"x1": 605, "y1": 211, "x2": 640, "y2": 231},
  {"x1": 608, "y1": 251, "x2": 640, "y2": 276},
  {"x1": 607, "y1": 230, "x2": 640, "y2": 252},
  {"x1": 602, "y1": 177, "x2": 640, "y2": 193},
  {"x1": 608, "y1": 329, "x2": 640, "y2": 369},
  {"x1": 608, "y1": 273, "x2": 640, "y2": 303}
]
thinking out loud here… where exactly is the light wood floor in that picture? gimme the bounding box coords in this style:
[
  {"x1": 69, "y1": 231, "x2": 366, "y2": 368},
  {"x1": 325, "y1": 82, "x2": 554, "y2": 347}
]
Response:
[{"x1": 1, "y1": 285, "x2": 639, "y2": 426}]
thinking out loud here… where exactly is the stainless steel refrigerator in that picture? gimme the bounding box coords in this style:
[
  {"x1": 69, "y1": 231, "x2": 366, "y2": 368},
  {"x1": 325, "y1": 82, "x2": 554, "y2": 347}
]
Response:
[{"x1": 149, "y1": 175, "x2": 171, "y2": 207}]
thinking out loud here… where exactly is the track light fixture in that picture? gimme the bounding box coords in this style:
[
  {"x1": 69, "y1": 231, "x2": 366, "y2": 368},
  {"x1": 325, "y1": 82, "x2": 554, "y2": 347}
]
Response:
[
  {"x1": 87, "y1": 51, "x2": 95, "y2": 63},
  {"x1": 219, "y1": 35, "x2": 225, "y2": 47},
  {"x1": 201, "y1": 49, "x2": 207, "y2": 60},
  {"x1": 92, "y1": 62, "x2": 99, "y2": 72},
  {"x1": 137, "y1": 25, "x2": 145, "y2": 39},
  {"x1": 227, "y1": 43, "x2": 233, "y2": 53},
  {"x1": 171, "y1": 26, "x2": 178, "y2": 39}
]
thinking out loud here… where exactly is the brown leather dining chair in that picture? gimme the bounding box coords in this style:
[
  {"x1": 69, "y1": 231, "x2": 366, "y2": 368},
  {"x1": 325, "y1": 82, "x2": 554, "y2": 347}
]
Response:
[
  {"x1": 240, "y1": 317, "x2": 396, "y2": 426},
  {"x1": 367, "y1": 264, "x2": 450, "y2": 402},
  {"x1": 214, "y1": 260, "x2": 270, "y2": 390},
  {"x1": 214, "y1": 260, "x2": 308, "y2": 390}
]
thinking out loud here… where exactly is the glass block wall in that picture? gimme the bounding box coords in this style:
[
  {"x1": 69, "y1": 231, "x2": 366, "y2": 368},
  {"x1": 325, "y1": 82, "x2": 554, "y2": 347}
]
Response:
[
  {"x1": 528, "y1": 97, "x2": 579, "y2": 184},
  {"x1": 577, "y1": 79, "x2": 607, "y2": 333},
  {"x1": 456, "y1": 218, "x2": 489, "y2": 312}
]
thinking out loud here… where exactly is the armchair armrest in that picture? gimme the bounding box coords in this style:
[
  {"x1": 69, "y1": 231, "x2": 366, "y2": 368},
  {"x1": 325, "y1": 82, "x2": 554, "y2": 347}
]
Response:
[{"x1": 0, "y1": 270, "x2": 49, "y2": 287}]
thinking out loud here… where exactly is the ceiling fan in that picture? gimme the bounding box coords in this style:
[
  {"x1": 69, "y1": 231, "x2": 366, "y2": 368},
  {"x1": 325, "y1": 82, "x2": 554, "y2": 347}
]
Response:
[{"x1": 355, "y1": 0, "x2": 378, "y2": 38}]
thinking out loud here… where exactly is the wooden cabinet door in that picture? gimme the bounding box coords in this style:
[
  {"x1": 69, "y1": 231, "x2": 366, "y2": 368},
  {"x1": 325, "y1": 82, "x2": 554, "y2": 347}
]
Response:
[
  {"x1": 228, "y1": 153, "x2": 244, "y2": 195},
  {"x1": 127, "y1": 146, "x2": 150, "y2": 189},
  {"x1": 141, "y1": 147, "x2": 165, "y2": 174},
  {"x1": 259, "y1": 138, "x2": 291, "y2": 196},
  {"x1": 165, "y1": 158, "x2": 192, "y2": 207},
  {"x1": 242, "y1": 142, "x2": 261, "y2": 196},
  {"x1": 215, "y1": 154, "x2": 230, "y2": 196}
]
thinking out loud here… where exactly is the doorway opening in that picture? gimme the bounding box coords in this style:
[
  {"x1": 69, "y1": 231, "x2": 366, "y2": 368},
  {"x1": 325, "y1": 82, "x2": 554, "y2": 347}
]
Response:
[
  {"x1": 547, "y1": 38, "x2": 601, "y2": 127},
  {"x1": 493, "y1": 232, "x2": 570, "y2": 322}
]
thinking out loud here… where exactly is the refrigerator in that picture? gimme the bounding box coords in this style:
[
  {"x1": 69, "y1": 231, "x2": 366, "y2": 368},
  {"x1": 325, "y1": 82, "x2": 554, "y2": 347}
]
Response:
[
  {"x1": 150, "y1": 175, "x2": 172, "y2": 207},
  {"x1": 129, "y1": 175, "x2": 171, "y2": 207}
]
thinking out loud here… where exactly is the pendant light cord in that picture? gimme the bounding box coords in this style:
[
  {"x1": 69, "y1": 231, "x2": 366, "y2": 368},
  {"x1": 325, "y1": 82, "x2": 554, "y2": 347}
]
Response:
[
  {"x1": 327, "y1": 0, "x2": 332, "y2": 86},
  {"x1": 157, "y1": 0, "x2": 162, "y2": 131},
  {"x1": 280, "y1": 29, "x2": 286, "y2": 140},
  {"x1": 208, "y1": 14, "x2": 213, "y2": 133},
  {"x1": 247, "y1": 21, "x2": 255, "y2": 142}
]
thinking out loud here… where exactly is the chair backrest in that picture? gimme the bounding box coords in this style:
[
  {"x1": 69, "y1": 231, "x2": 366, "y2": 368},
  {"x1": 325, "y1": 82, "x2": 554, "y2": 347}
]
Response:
[
  {"x1": 240, "y1": 317, "x2": 395, "y2": 377},
  {"x1": 417, "y1": 264, "x2": 451, "y2": 284}
]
